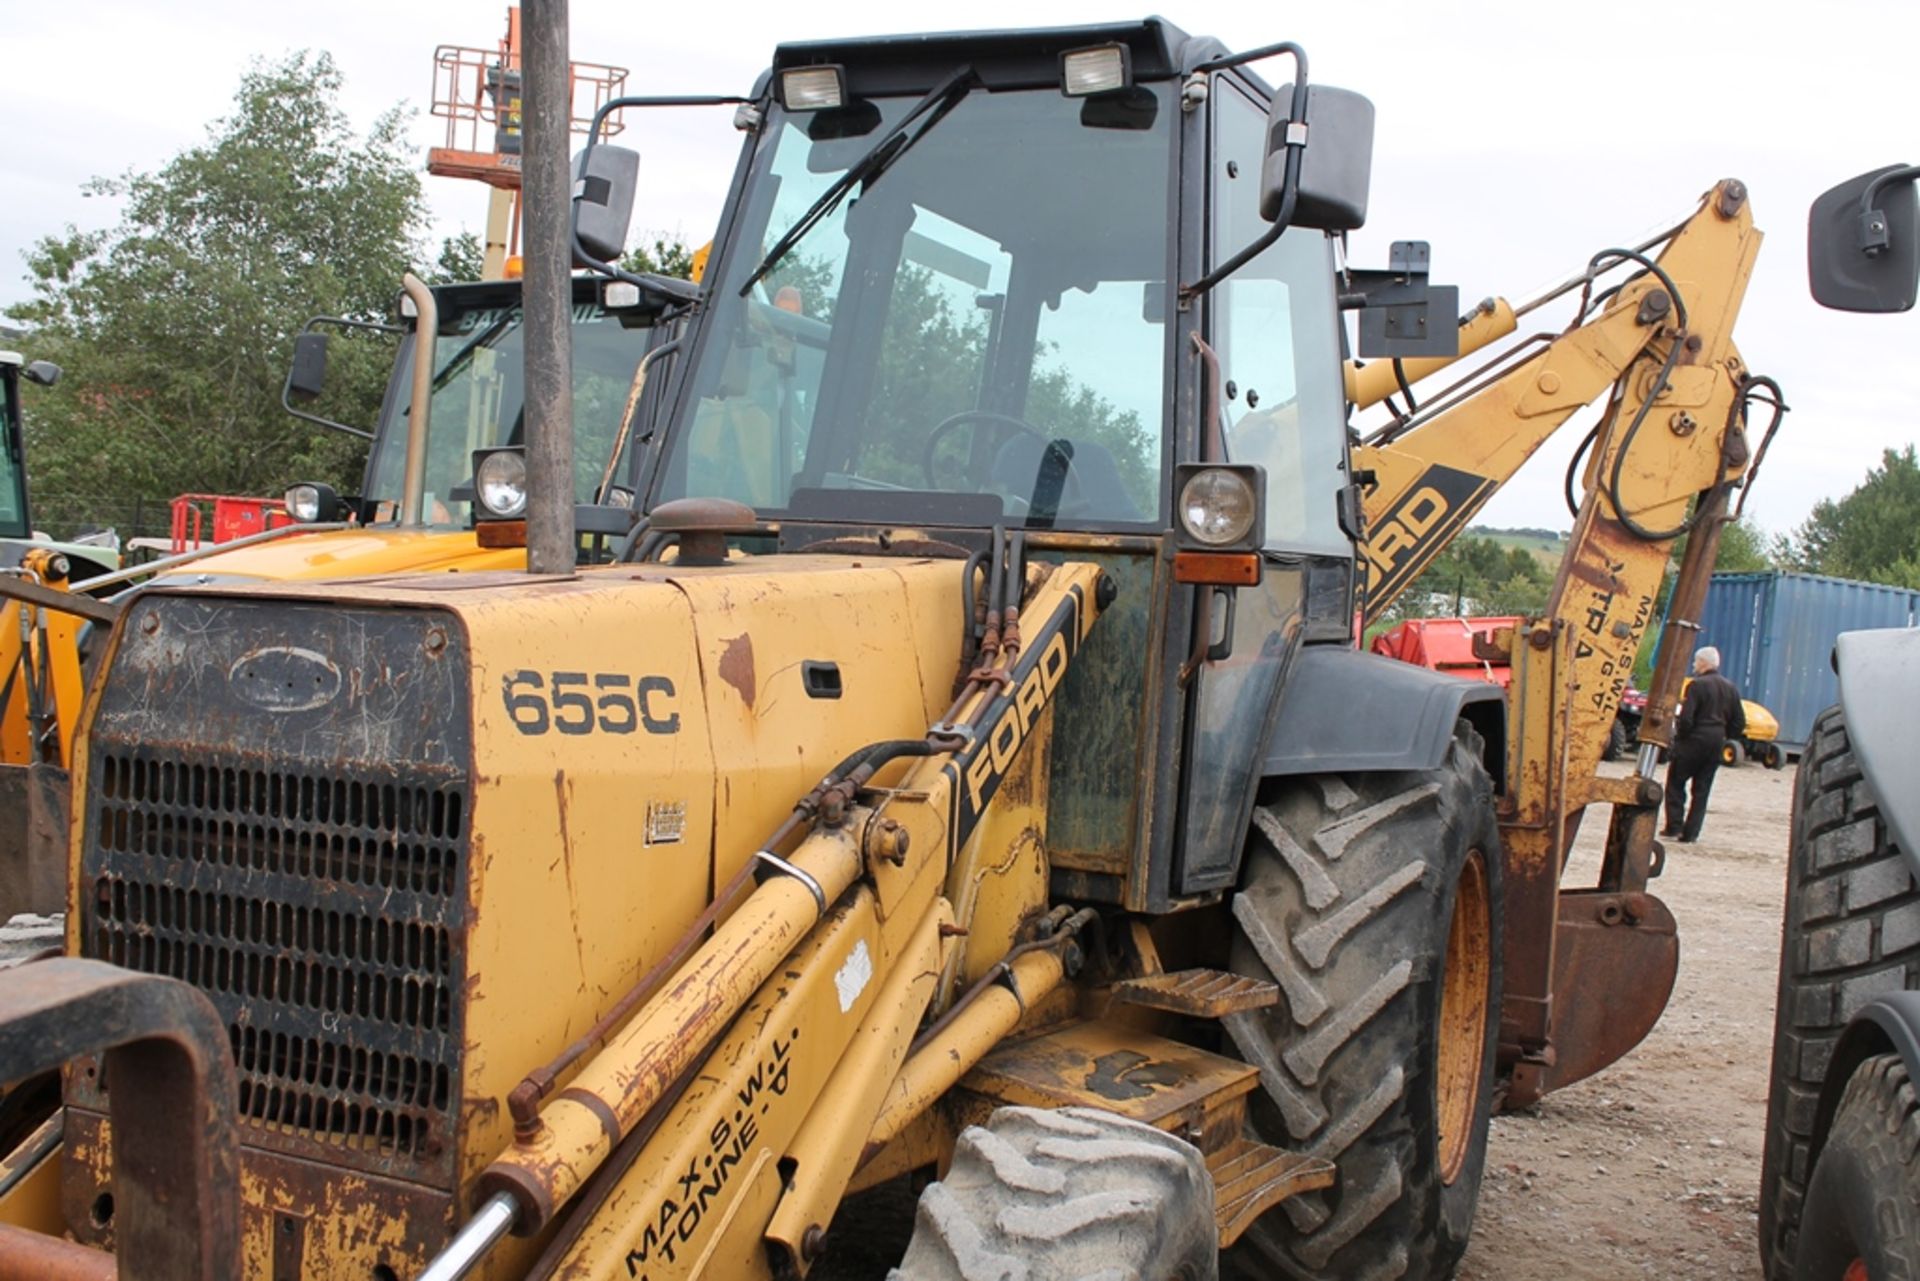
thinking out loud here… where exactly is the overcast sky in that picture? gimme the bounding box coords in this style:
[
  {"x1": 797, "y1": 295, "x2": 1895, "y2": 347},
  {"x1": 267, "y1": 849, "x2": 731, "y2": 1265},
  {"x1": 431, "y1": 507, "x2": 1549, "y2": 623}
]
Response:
[{"x1": 4, "y1": 1, "x2": 1916, "y2": 536}]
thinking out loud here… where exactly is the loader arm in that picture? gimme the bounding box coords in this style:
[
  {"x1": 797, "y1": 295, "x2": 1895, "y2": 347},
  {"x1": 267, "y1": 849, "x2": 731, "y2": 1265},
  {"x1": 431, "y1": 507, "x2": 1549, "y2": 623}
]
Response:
[{"x1": 1356, "y1": 179, "x2": 1771, "y2": 1104}]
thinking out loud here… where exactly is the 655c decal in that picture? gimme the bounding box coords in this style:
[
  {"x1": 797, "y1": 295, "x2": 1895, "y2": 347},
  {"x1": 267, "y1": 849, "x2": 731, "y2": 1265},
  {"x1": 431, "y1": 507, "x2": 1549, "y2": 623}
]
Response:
[{"x1": 501, "y1": 670, "x2": 680, "y2": 736}]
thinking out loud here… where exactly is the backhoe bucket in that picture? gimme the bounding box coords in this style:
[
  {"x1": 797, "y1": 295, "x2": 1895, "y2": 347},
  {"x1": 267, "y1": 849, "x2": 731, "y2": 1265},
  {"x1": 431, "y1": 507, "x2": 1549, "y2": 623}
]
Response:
[{"x1": 1531, "y1": 889, "x2": 1679, "y2": 1097}]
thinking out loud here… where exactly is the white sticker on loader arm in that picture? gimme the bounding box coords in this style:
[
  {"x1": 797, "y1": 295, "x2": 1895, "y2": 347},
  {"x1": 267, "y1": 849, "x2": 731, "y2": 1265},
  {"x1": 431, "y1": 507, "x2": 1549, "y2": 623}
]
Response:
[{"x1": 835, "y1": 940, "x2": 874, "y2": 1013}]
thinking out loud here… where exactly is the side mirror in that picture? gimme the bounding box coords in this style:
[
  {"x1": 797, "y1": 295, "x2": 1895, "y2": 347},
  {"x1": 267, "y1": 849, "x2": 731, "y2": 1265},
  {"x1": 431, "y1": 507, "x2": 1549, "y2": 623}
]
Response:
[
  {"x1": 287, "y1": 332, "x2": 329, "y2": 403},
  {"x1": 572, "y1": 145, "x2": 640, "y2": 265},
  {"x1": 22, "y1": 361, "x2": 60, "y2": 388},
  {"x1": 1809, "y1": 164, "x2": 1919, "y2": 313},
  {"x1": 1262, "y1": 84, "x2": 1374, "y2": 232}
]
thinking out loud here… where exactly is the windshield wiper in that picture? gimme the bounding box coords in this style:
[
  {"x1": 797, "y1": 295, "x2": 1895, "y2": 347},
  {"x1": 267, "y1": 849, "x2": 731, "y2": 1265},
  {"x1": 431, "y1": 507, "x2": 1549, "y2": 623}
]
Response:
[{"x1": 739, "y1": 65, "x2": 977, "y2": 296}]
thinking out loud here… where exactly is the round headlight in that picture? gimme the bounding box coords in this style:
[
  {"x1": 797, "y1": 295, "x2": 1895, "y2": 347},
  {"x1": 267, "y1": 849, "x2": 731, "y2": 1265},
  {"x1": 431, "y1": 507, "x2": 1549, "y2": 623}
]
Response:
[
  {"x1": 284, "y1": 484, "x2": 321, "y2": 523},
  {"x1": 1178, "y1": 468, "x2": 1258, "y2": 546},
  {"x1": 476, "y1": 450, "x2": 529, "y2": 519}
]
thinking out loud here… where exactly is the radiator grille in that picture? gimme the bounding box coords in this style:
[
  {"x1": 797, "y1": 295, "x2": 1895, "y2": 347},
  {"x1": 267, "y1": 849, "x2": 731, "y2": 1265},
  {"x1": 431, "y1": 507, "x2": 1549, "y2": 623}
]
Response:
[{"x1": 82, "y1": 748, "x2": 469, "y2": 1178}]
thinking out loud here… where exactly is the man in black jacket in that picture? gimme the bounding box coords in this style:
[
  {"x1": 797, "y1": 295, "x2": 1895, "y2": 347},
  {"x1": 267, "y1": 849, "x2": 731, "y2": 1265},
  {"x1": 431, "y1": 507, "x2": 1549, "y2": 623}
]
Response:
[{"x1": 1662, "y1": 645, "x2": 1747, "y2": 843}]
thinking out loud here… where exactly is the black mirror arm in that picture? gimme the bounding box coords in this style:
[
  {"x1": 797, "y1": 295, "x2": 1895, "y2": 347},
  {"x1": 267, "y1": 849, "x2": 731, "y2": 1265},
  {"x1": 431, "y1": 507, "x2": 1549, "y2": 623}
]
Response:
[
  {"x1": 1858, "y1": 165, "x2": 1920, "y2": 255},
  {"x1": 1179, "y1": 45, "x2": 1310, "y2": 304},
  {"x1": 280, "y1": 316, "x2": 402, "y2": 441}
]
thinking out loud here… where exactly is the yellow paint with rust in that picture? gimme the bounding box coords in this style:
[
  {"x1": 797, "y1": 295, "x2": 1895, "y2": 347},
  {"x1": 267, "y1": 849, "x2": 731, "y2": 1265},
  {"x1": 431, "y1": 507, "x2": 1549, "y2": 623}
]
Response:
[
  {"x1": 764, "y1": 898, "x2": 951, "y2": 1264},
  {"x1": 0, "y1": 1118, "x2": 61, "y2": 1232},
  {"x1": 550, "y1": 886, "x2": 889, "y2": 1279},
  {"x1": 35, "y1": 548, "x2": 1121, "y2": 1277},
  {"x1": 661, "y1": 557, "x2": 965, "y2": 890},
  {"x1": 943, "y1": 715, "x2": 1052, "y2": 993},
  {"x1": 169, "y1": 526, "x2": 525, "y2": 581},
  {"x1": 474, "y1": 560, "x2": 1103, "y2": 1266},
  {"x1": 864, "y1": 946, "x2": 1070, "y2": 1158},
  {"x1": 0, "y1": 550, "x2": 88, "y2": 767}
]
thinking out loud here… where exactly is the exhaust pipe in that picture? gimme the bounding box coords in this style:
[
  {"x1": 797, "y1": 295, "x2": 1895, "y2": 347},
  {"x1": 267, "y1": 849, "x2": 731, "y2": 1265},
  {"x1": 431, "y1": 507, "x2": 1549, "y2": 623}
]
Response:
[{"x1": 397, "y1": 273, "x2": 437, "y2": 528}]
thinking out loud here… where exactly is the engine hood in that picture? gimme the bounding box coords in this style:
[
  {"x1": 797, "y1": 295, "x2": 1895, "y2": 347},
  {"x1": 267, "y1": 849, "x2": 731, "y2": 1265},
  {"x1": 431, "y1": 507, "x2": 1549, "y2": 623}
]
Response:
[{"x1": 158, "y1": 528, "x2": 525, "y2": 583}]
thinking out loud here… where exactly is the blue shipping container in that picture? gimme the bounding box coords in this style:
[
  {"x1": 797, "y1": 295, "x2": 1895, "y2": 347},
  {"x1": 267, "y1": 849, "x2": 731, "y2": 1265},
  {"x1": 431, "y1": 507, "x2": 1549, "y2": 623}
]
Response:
[{"x1": 1693, "y1": 571, "x2": 1920, "y2": 754}]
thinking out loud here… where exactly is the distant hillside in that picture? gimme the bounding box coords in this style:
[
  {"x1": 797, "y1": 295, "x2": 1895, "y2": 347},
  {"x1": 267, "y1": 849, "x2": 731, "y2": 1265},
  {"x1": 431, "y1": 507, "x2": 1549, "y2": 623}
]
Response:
[{"x1": 1465, "y1": 526, "x2": 1567, "y2": 570}]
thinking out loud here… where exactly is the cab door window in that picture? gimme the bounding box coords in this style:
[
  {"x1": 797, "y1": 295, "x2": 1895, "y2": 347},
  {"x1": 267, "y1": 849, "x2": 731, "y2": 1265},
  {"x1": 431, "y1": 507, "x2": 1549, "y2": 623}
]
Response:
[{"x1": 1210, "y1": 81, "x2": 1351, "y2": 556}]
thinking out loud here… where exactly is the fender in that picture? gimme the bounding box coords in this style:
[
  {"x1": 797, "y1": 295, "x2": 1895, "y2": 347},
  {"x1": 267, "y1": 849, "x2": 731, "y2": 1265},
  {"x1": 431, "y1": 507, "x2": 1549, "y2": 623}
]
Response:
[
  {"x1": 1808, "y1": 992, "x2": 1920, "y2": 1174},
  {"x1": 1833, "y1": 628, "x2": 1920, "y2": 883},
  {"x1": 1261, "y1": 644, "x2": 1505, "y2": 782}
]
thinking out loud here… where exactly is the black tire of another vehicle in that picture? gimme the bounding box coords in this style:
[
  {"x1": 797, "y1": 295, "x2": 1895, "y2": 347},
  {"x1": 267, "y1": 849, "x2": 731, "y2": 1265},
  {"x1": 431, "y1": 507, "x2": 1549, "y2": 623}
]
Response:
[
  {"x1": 1792, "y1": 1054, "x2": 1920, "y2": 1280},
  {"x1": 1604, "y1": 718, "x2": 1631, "y2": 762},
  {"x1": 1223, "y1": 722, "x2": 1504, "y2": 1281},
  {"x1": 1759, "y1": 705, "x2": 1920, "y2": 1279}
]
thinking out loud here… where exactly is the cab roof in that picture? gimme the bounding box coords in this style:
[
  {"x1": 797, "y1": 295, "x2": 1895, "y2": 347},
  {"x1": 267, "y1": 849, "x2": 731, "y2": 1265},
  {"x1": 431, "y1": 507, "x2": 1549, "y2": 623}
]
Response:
[{"x1": 771, "y1": 17, "x2": 1227, "y2": 96}]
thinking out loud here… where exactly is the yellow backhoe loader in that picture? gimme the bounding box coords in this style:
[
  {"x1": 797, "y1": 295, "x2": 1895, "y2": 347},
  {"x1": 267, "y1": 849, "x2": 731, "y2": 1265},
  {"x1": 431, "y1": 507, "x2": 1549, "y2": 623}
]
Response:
[{"x1": 0, "y1": 15, "x2": 1776, "y2": 1280}]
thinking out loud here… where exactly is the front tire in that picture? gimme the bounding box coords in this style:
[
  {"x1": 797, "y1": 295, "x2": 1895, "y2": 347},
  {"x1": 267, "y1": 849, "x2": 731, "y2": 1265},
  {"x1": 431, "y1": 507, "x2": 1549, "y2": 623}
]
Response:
[
  {"x1": 890, "y1": 1106, "x2": 1218, "y2": 1281},
  {"x1": 1760, "y1": 707, "x2": 1920, "y2": 1278},
  {"x1": 1223, "y1": 723, "x2": 1504, "y2": 1281},
  {"x1": 1792, "y1": 1054, "x2": 1920, "y2": 1280}
]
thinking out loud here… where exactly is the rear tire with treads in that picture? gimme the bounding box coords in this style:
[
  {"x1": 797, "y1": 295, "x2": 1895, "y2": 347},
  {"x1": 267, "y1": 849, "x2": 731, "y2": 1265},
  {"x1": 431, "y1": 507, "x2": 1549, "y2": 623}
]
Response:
[
  {"x1": 1223, "y1": 723, "x2": 1504, "y2": 1281},
  {"x1": 1792, "y1": 1054, "x2": 1920, "y2": 1280},
  {"x1": 1760, "y1": 706, "x2": 1920, "y2": 1278},
  {"x1": 889, "y1": 1106, "x2": 1218, "y2": 1281}
]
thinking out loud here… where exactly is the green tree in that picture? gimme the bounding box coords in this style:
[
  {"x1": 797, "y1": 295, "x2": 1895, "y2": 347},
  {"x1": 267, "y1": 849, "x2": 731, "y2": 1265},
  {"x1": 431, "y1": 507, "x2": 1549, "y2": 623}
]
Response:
[
  {"x1": 432, "y1": 231, "x2": 486, "y2": 284},
  {"x1": 1712, "y1": 512, "x2": 1774, "y2": 573},
  {"x1": 1781, "y1": 446, "x2": 1920, "y2": 588},
  {"x1": 621, "y1": 235, "x2": 698, "y2": 281},
  {"x1": 7, "y1": 51, "x2": 427, "y2": 533},
  {"x1": 1390, "y1": 535, "x2": 1555, "y2": 622}
]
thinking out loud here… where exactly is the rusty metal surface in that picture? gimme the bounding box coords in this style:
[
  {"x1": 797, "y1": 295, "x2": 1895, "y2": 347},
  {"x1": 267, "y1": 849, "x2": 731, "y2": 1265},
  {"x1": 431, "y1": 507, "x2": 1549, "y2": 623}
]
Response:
[
  {"x1": 1207, "y1": 1138, "x2": 1334, "y2": 1247},
  {"x1": 0, "y1": 764, "x2": 65, "y2": 924},
  {"x1": 0, "y1": 957, "x2": 238, "y2": 1280},
  {"x1": 647, "y1": 496, "x2": 759, "y2": 532},
  {"x1": 76, "y1": 595, "x2": 473, "y2": 1186},
  {"x1": 61, "y1": 1106, "x2": 458, "y2": 1276},
  {"x1": 0, "y1": 576, "x2": 118, "y2": 626},
  {"x1": 0, "y1": 1223, "x2": 115, "y2": 1280},
  {"x1": 1111, "y1": 968, "x2": 1280, "y2": 1017},
  {"x1": 1530, "y1": 890, "x2": 1679, "y2": 1099},
  {"x1": 960, "y1": 1020, "x2": 1258, "y2": 1130}
]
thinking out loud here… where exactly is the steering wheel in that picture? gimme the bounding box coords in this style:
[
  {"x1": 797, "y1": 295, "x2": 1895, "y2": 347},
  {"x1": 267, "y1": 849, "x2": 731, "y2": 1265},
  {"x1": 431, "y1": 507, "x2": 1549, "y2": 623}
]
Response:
[{"x1": 920, "y1": 410, "x2": 1048, "y2": 488}]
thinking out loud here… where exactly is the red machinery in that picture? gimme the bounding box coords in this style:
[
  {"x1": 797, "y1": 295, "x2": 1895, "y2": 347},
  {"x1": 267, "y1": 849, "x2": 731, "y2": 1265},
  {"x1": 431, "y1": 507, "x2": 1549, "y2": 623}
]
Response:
[{"x1": 1369, "y1": 615, "x2": 1521, "y2": 688}]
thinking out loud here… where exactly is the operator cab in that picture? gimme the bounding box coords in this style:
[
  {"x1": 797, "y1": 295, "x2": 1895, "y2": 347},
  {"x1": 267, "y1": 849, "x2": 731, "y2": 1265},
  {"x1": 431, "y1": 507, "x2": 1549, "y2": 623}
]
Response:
[
  {"x1": 641, "y1": 22, "x2": 1355, "y2": 553},
  {"x1": 582, "y1": 18, "x2": 1403, "y2": 910}
]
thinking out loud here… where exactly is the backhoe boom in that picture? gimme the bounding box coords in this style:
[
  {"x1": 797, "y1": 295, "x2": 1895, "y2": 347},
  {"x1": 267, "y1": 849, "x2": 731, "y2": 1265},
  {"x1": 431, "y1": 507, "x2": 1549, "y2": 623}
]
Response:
[{"x1": 1356, "y1": 178, "x2": 1769, "y2": 1103}]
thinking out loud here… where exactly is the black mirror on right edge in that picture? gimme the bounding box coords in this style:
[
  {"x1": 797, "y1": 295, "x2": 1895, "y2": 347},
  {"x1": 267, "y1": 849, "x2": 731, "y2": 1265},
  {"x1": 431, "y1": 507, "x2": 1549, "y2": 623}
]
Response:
[
  {"x1": 1262, "y1": 84, "x2": 1374, "y2": 232},
  {"x1": 1809, "y1": 164, "x2": 1919, "y2": 313}
]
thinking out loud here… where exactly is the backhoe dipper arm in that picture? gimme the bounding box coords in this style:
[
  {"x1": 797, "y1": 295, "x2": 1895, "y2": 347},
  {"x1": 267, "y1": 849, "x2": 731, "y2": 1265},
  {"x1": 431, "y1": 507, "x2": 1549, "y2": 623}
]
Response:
[{"x1": 1353, "y1": 179, "x2": 1767, "y2": 1105}]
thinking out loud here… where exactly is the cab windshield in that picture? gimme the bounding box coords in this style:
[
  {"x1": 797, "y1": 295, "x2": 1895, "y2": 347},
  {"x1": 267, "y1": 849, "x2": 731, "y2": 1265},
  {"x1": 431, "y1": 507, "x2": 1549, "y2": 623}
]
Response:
[
  {"x1": 366, "y1": 299, "x2": 650, "y2": 525},
  {"x1": 655, "y1": 85, "x2": 1177, "y2": 528}
]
